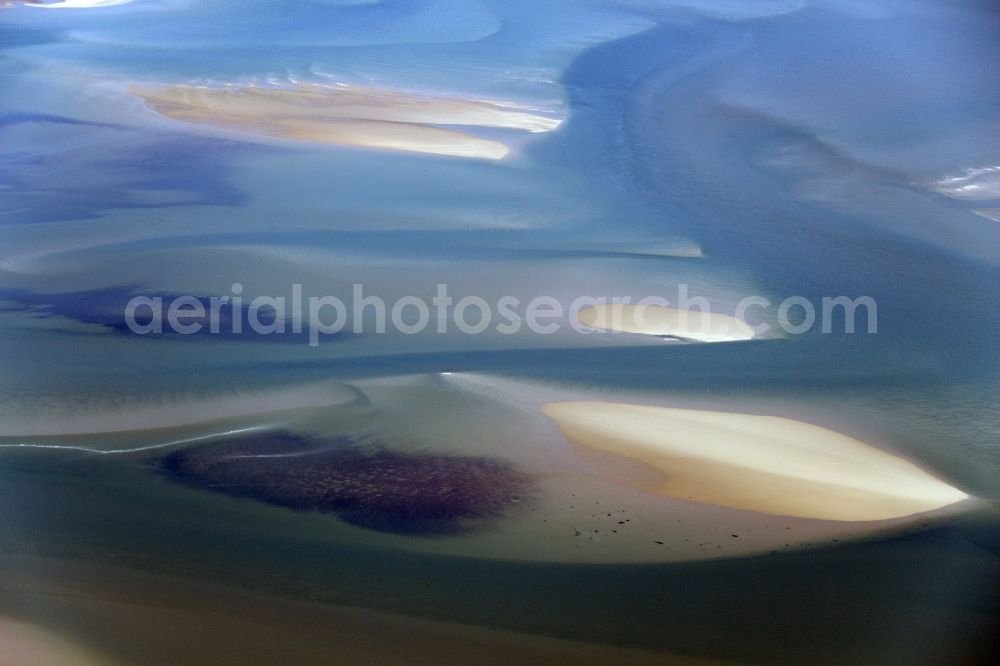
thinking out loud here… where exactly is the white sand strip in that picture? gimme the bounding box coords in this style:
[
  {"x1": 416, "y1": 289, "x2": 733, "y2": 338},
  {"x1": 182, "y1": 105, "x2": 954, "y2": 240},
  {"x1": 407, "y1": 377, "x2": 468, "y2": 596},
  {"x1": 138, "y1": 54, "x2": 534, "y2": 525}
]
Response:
[
  {"x1": 577, "y1": 303, "x2": 755, "y2": 342},
  {"x1": 928, "y1": 165, "x2": 1000, "y2": 200},
  {"x1": 542, "y1": 401, "x2": 968, "y2": 521},
  {"x1": 278, "y1": 117, "x2": 509, "y2": 159}
]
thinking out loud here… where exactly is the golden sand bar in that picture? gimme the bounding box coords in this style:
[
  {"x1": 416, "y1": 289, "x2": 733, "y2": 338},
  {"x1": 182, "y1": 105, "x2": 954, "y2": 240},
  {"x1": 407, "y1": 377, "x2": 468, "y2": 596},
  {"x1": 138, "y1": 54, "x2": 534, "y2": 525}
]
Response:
[
  {"x1": 577, "y1": 303, "x2": 755, "y2": 342},
  {"x1": 133, "y1": 83, "x2": 562, "y2": 159},
  {"x1": 542, "y1": 401, "x2": 968, "y2": 521}
]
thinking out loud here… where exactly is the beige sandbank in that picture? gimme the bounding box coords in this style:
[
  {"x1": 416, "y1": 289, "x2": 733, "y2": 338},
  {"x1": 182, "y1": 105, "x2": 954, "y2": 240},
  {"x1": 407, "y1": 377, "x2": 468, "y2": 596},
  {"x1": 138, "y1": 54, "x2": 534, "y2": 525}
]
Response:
[
  {"x1": 541, "y1": 401, "x2": 968, "y2": 521},
  {"x1": 576, "y1": 303, "x2": 755, "y2": 342},
  {"x1": 132, "y1": 82, "x2": 563, "y2": 159},
  {"x1": 0, "y1": 618, "x2": 114, "y2": 666}
]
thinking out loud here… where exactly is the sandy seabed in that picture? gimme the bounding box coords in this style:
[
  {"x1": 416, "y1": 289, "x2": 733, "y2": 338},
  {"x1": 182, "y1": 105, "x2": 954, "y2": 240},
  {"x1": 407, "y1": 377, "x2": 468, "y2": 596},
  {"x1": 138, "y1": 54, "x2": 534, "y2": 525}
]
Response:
[{"x1": 0, "y1": 553, "x2": 719, "y2": 666}]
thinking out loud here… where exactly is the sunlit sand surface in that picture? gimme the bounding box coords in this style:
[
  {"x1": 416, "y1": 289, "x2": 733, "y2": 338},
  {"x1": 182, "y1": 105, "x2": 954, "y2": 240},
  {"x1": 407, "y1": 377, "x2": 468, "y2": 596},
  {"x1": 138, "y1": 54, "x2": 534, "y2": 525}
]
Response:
[
  {"x1": 972, "y1": 208, "x2": 1000, "y2": 222},
  {"x1": 133, "y1": 83, "x2": 563, "y2": 159},
  {"x1": 0, "y1": 617, "x2": 112, "y2": 666},
  {"x1": 928, "y1": 165, "x2": 1000, "y2": 200},
  {"x1": 1, "y1": 373, "x2": 977, "y2": 565},
  {"x1": 3, "y1": 0, "x2": 999, "y2": 661},
  {"x1": 542, "y1": 401, "x2": 969, "y2": 521},
  {"x1": 577, "y1": 303, "x2": 755, "y2": 342}
]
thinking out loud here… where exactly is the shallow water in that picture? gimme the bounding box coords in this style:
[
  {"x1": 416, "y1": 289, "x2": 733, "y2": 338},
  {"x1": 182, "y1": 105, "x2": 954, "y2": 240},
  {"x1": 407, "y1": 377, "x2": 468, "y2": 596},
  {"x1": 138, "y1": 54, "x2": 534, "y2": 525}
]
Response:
[{"x1": 1, "y1": 0, "x2": 999, "y2": 663}]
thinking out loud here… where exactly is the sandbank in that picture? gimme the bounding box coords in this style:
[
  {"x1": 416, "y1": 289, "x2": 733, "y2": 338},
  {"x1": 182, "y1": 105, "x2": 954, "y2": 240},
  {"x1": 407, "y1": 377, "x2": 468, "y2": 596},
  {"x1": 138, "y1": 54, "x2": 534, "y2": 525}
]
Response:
[
  {"x1": 0, "y1": 617, "x2": 113, "y2": 666},
  {"x1": 541, "y1": 400, "x2": 968, "y2": 521},
  {"x1": 132, "y1": 83, "x2": 563, "y2": 159},
  {"x1": 928, "y1": 165, "x2": 1000, "y2": 200},
  {"x1": 577, "y1": 303, "x2": 755, "y2": 342}
]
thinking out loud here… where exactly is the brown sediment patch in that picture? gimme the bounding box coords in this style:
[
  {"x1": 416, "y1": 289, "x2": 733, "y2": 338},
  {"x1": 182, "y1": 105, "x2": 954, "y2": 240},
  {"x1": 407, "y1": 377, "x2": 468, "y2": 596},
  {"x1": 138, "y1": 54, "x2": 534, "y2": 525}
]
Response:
[
  {"x1": 132, "y1": 82, "x2": 562, "y2": 159},
  {"x1": 158, "y1": 431, "x2": 531, "y2": 536}
]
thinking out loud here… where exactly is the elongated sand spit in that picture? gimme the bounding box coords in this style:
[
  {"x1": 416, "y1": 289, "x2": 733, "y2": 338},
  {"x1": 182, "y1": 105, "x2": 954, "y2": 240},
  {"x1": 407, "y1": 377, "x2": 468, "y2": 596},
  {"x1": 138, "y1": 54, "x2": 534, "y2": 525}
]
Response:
[
  {"x1": 576, "y1": 303, "x2": 755, "y2": 342},
  {"x1": 133, "y1": 83, "x2": 562, "y2": 159},
  {"x1": 542, "y1": 401, "x2": 968, "y2": 521}
]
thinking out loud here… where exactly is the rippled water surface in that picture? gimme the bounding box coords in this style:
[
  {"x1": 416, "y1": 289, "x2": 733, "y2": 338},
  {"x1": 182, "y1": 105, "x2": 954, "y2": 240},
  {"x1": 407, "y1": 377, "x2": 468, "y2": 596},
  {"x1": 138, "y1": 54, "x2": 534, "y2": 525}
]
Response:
[{"x1": 1, "y1": 1, "x2": 999, "y2": 663}]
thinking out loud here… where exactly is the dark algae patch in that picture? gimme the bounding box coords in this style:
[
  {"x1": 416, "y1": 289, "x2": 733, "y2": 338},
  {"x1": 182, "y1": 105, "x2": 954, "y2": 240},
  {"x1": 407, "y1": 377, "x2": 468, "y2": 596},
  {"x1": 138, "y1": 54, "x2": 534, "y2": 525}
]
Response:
[{"x1": 158, "y1": 431, "x2": 531, "y2": 536}]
